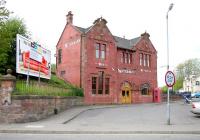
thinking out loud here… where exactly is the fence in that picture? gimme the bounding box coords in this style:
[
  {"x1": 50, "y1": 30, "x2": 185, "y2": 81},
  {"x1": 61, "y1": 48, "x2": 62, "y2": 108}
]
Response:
[{"x1": 14, "y1": 80, "x2": 83, "y2": 97}]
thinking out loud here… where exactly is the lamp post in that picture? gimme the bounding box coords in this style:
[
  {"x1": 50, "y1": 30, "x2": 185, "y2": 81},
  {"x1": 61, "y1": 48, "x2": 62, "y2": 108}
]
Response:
[{"x1": 166, "y1": 3, "x2": 174, "y2": 125}]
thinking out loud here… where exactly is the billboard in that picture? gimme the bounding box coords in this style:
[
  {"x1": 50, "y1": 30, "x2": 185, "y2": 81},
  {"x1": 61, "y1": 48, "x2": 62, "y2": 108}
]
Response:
[{"x1": 16, "y1": 34, "x2": 51, "y2": 79}]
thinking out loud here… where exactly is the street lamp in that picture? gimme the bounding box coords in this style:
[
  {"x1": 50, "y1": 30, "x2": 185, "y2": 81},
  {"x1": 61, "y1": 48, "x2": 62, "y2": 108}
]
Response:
[{"x1": 166, "y1": 3, "x2": 174, "y2": 125}]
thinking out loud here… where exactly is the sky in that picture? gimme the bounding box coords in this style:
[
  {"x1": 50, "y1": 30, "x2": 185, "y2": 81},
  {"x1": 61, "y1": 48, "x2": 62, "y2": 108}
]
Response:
[{"x1": 6, "y1": 0, "x2": 200, "y2": 86}]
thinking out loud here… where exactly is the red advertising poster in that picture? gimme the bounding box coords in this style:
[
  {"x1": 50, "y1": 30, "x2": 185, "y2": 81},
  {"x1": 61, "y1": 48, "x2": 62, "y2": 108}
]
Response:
[{"x1": 16, "y1": 34, "x2": 51, "y2": 79}]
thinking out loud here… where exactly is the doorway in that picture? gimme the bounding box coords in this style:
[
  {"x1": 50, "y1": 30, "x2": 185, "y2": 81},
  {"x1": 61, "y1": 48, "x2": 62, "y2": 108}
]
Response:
[{"x1": 121, "y1": 82, "x2": 132, "y2": 104}]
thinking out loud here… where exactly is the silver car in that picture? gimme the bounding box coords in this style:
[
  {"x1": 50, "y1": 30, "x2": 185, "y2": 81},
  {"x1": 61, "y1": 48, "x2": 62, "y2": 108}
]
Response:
[{"x1": 191, "y1": 99, "x2": 200, "y2": 115}]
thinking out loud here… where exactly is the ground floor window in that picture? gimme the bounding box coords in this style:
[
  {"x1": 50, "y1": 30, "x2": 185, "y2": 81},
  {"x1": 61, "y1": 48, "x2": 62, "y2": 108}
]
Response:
[
  {"x1": 98, "y1": 71, "x2": 104, "y2": 94},
  {"x1": 105, "y1": 78, "x2": 110, "y2": 94},
  {"x1": 92, "y1": 77, "x2": 97, "y2": 94},
  {"x1": 141, "y1": 83, "x2": 150, "y2": 95},
  {"x1": 91, "y1": 71, "x2": 110, "y2": 95},
  {"x1": 141, "y1": 88, "x2": 149, "y2": 95}
]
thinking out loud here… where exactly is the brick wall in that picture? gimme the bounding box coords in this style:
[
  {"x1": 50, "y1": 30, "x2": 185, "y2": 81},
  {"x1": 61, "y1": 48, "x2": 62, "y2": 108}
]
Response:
[{"x1": 0, "y1": 96, "x2": 83, "y2": 123}]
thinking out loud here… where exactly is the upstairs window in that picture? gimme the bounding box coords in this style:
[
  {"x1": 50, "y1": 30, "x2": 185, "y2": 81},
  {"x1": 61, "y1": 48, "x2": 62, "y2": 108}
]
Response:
[
  {"x1": 95, "y1": 43, "x2": 106, "y2": 60},
  {"x1": 101, "y1": 44, "x2": 106, "y2": 59},
  {"x1": 121, "y1": 51, "x2": 132, "y2": 64},
  {"x1": 58, "y1": 49, "x2": 62, "y2": 64},
  {"x1": 95, "y1": 43, "x2": 100, "y2": 59},
  {"x1": 125, "y1": 53, "x2": 128, "y2": 63},
  {"x1": 140, "y1": 53, "x2": 151, "y2": 67},
  {"x1": 147, "y1": 55, "x2": 150, "y2": 67},
  {"x1": 140, "y1": 53, "x2": 143, "y2": 66},
  {"x1": 143, "y1": 54, "x2": 147, "y2": 66},
  {"x1": 129, "y1": 54, "x2": 132, "y2": 64}
]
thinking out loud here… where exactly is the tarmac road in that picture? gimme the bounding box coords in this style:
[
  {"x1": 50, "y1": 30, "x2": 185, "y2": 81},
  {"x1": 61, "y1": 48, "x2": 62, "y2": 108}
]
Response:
[
  {"x1": 0, "y1": 133, "x2": 200, "y2": 140},
  {"x1": 0, "y1": 101, "x2": 200, "y2": 134}
]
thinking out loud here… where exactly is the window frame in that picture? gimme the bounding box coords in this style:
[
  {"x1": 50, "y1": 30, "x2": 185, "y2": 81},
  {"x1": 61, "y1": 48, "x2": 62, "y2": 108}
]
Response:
[
  {"x1": 58, "y1": 49, "x2": 62, "y2": 64},
  {"x1": 105, "y1": 77, "x2": 110, "y2": 94},
  {"x1": 92, "y1": 77, "x2": 97, "y2": 94},
  {"x1": 95, "y1": 43, "x2": 106, "y2": 60},
  {"x1": 95, "y1": 43, "x2": 100, "y2": 59},
  {"x1": 98, "y1": 71, "x2": 104, "y2": 94},
  {"x1": 140, "y1": 53, "x2": 143, "y2": 66}
]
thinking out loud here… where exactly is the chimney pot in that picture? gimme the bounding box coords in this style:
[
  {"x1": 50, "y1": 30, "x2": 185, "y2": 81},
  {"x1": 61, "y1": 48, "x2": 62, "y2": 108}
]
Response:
[{"x1": 66, "y1": 11, "x2": 73, "y2": 24}]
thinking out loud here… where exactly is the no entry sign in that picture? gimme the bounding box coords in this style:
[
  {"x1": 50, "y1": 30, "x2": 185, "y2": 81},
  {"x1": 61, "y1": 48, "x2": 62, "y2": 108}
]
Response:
[{"x1": 165, "y1": 71, "x2": 175, "y2": 87}]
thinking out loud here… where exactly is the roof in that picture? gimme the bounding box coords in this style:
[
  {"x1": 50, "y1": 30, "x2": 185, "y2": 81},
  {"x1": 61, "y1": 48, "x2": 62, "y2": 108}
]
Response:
[
  {"x1": 75, "y1": 26, "x2": 141, "y2": 50},
  {"x1": 75, "y1": 26, "x2": 92, "y2": 33},
  {"x1": 114, "y1": 36, "x2": 140, "y2": 50}
]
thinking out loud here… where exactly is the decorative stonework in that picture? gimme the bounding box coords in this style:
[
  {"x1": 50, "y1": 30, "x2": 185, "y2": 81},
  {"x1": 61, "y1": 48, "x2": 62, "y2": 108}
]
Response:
[{"x1": 0, "y1": 69, "x2": 16, "y2": 105}]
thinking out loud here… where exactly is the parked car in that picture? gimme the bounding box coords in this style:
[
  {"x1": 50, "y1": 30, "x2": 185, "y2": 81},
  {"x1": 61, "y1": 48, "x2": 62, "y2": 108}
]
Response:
[
  {"x1": 191, "y1": 92, "x2": 200, "y2": 98},
  {"x1": 191, "y1": 99, "x2": 200, "y2": 115}
]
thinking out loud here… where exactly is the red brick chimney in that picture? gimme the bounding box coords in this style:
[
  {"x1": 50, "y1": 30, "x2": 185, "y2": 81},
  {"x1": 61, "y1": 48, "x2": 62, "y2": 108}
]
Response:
[{"x1": 66, "y1": 11, "x2": 73, "y2": 24}]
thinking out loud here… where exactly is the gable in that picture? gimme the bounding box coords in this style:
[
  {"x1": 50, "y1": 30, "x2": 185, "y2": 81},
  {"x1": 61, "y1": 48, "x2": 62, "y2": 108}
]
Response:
[
  {"x1": 135, "y1": 35, "x2": 157, "y2": 54},
  {"x1": 56, "y1": 24, "x2": 82, "y2": 48},
  {"x1": 86, "y1": 17, "x2": 116, "y2": 43}
]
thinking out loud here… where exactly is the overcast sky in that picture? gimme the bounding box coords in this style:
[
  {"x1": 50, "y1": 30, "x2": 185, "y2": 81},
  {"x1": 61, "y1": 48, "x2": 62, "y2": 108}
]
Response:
[{"x1": 6, "y1": 0, "x2": 200, "y2": 86}]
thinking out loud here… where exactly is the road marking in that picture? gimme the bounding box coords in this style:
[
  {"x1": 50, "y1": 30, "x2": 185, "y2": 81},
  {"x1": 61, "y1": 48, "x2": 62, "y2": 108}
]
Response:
[{"x1": 25, "y1": 125, "x2": 44, "y2": 128}]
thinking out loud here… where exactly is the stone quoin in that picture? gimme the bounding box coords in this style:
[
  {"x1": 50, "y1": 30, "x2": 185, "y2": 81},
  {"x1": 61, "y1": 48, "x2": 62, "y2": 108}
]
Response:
[{"x1": 56, "y1": 11, "x2": 158, "y2": 104}]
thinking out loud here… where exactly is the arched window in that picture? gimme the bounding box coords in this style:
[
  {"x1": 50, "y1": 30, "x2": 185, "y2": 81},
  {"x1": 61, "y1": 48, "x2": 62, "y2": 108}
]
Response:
[{"x1": 141, "y1": 83, "x2": 150, "y2": 95}]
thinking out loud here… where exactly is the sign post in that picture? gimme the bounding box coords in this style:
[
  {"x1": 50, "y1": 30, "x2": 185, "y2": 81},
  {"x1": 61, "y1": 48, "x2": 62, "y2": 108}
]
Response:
[{"x1": 165, "y1": 70, "x2": 175, "y2": 125}]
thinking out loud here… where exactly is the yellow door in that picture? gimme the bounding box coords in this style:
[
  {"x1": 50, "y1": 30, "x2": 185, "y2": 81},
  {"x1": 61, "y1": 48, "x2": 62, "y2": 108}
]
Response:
[{"x1": 121, "y1": 89, "x2": 131, "y2": 104}]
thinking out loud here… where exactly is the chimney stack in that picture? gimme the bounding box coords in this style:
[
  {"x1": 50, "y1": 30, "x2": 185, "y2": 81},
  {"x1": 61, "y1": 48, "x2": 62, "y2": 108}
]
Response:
[
  {"x1": 66, "y1": 11, "x2": 73, "y2": 24},
  {"x1": 141, "y1": 32, "x2": 150, "y2": 39}
]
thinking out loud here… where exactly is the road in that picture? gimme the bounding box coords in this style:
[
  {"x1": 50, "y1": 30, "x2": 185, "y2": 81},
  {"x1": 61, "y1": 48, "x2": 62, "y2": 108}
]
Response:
[
  {"x1": 0, "y1": 101, "x2": 200, "y2": 137},
  {"x1": 63, "y1": 102, "x2": 200, "y2": 131},
  {"x1": 0, "y1": 133, "x2": 200, "y2": 140}
]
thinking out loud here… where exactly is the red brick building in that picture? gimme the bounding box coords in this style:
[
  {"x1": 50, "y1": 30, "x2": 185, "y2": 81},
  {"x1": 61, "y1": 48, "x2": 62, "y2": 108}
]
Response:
[{"x1": 56, "y1": 11, "x2": 158, "y2": 104}]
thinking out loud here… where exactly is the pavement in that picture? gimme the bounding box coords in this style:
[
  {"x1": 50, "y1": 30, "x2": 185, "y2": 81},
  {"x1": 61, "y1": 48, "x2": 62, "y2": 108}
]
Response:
[{"x1": 0, "y1": 101, "x2": 200, "y2": 134}]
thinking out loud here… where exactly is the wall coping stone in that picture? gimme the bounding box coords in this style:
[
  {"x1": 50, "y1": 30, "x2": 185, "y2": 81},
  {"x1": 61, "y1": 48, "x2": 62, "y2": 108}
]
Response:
[
  {"x1": 0, "y1": 69, "x2": 16, "y2": 81},
  {"x1": 11, "y1": 95, "x2": 83, "y2": 100}
]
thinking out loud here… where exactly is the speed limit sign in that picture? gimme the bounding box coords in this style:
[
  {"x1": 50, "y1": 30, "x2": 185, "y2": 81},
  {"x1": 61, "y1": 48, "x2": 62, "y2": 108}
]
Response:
[{"x1": 165, "y1": 71, "x2": 175, "y2": 87}]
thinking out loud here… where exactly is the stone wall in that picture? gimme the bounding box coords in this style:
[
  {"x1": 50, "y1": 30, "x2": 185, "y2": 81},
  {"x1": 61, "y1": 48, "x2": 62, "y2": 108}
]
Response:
[
  {"x1": 0, "y1": 96, "x2": 83, "y2": 123},
  {"x1": 162, "y1": 94, "x2": 182, "y2": 102},
  {"x1": 0, "y1": 69, "x2": 84, "y2": 123}
]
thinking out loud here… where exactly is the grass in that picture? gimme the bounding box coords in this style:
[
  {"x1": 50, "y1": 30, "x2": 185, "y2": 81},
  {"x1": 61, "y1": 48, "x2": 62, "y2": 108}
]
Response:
[{"x1": 13, "y1": 75, "x2": 83, "y2": 97}]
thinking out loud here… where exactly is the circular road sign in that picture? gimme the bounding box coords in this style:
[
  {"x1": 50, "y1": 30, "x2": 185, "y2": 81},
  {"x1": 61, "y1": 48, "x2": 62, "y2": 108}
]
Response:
[{"x1": 165, "y1": 71, "x2": 175, "y2": 87}]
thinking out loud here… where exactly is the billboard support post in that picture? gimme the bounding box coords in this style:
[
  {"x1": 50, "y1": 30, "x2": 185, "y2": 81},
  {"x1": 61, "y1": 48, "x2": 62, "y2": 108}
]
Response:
[
  {"x1": 26, "y1": 58, "x2": 30, "y2": 87},
  {"x1": 38, "y1": 64, "x2": 41, "y2": 86}
]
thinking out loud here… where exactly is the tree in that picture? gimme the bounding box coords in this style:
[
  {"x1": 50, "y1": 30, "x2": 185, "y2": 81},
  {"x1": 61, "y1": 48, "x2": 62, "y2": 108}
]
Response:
[
  {"x1": 161, "y1": 58, "x2": 200, "y2": 93},
  {"x1": 51, "y1": 64, "x2": 56, "y2": 74},
  {"x1": 0, "y1": 0, "x2": 11, "y2": 25},
  {"x1": 0, "y1": 18, "x2": 27, "y2": 74},
  {"x1": 175, "y1": 58, "x2": 200, "y2": 80}
]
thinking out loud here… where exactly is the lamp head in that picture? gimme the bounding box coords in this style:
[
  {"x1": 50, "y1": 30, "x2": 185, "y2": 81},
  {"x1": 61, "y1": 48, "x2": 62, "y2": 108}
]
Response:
[{"x1": 168, "y1": 3, "x2": 174, "y2": 11}]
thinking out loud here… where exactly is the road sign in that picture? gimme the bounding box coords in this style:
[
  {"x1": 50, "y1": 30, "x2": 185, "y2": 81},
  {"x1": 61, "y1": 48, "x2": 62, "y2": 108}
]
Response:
[{"x1": 165, "y1": 71, "x2": 175, "y2": 87}]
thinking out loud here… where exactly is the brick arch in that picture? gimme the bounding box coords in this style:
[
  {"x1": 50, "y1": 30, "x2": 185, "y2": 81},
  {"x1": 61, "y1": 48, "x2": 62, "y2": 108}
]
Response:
[
  {"x1": 120, "y1": 80, "x2": 136, "y2": 90},
  {"x1": 140, "y1": 83, "x2": 151, "y2": 90},
  {"x1": 140, "y1": 82, "x2": 152, "y2": 95}
]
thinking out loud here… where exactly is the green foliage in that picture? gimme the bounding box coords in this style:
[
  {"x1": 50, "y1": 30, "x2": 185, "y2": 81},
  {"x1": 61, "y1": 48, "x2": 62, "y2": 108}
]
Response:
[
  {"x1": 161, "y1": 86, "x2": 168, "y2": 94},
  {"x1": 176, "y1": 58, "x2": 200, "y2": 80},
  {"x1": 173, "y1": 58, "x2": 200, "y2": 91},
  {"x1": 46, "y1": 74, "x2": 72, "y2": 88},
  {"x1": 0, "y1": 0, "x2": 11, "y2": 24},
  {"x1": 14, "y1": 74, "x2": 84, "y2": 97},
  {"x1": 0, "y1": 18, "x2": 27, "y2": 74},
  {"x1": 173, "y1": 78, "x2": 183, "y2": 91},
  {"x1": 51, "y1": 64, "x2": 56, "y2": 74}
]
